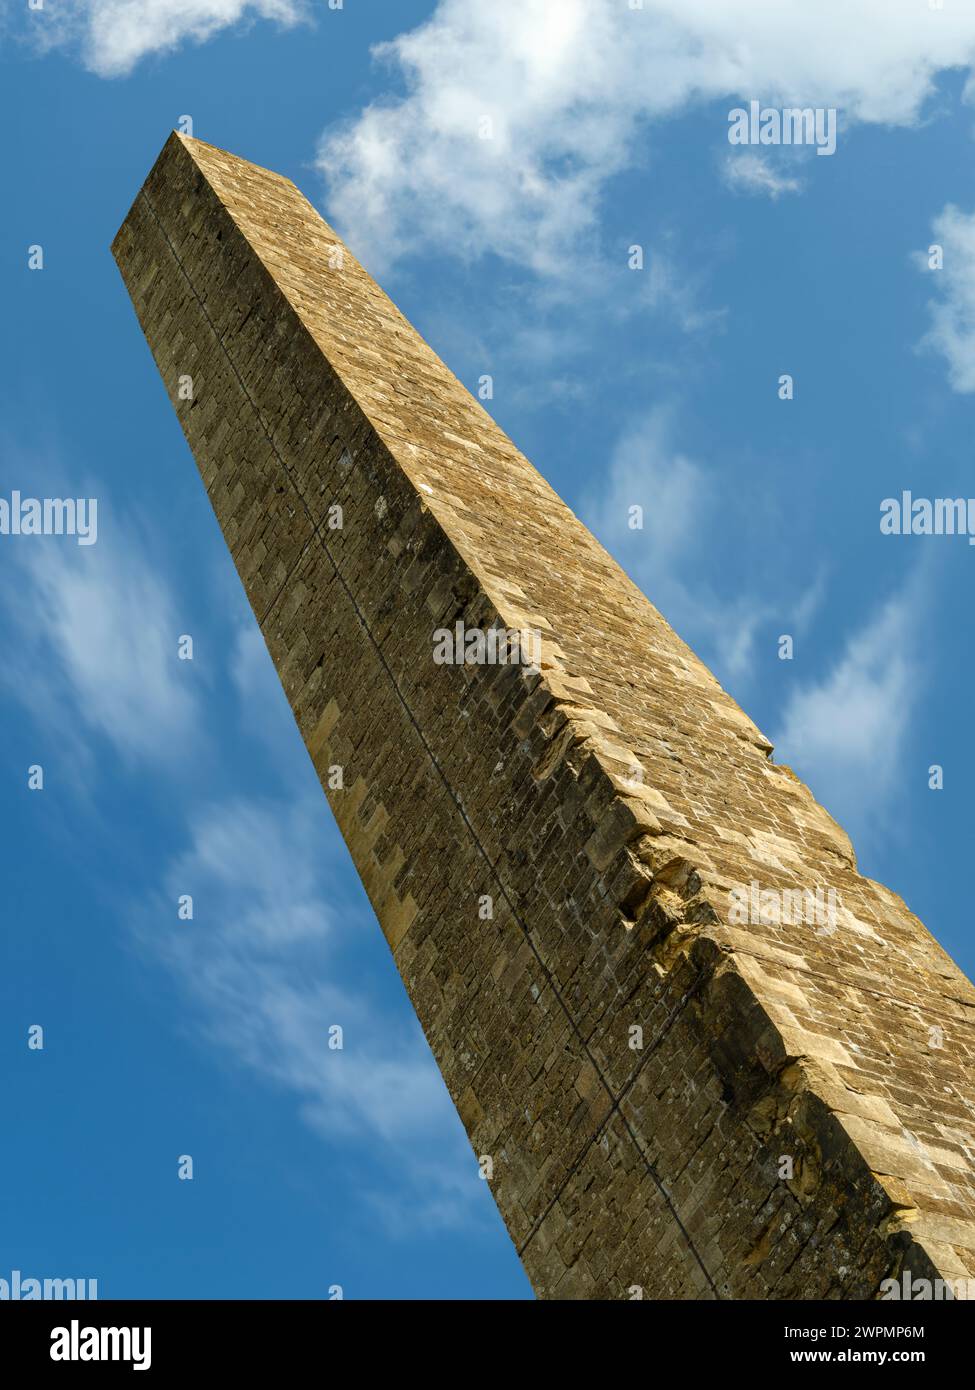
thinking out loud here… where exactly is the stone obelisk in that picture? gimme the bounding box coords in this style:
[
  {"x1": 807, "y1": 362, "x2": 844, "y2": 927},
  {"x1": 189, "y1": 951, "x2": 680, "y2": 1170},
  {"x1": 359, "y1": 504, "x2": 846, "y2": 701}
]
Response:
[{"x1": 113, "y1": 133, "x2": 975, "y2": 1298}]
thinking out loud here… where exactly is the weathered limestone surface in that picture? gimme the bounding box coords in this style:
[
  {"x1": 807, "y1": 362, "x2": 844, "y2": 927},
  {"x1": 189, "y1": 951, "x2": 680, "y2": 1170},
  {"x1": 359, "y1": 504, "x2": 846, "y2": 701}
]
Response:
[{"x1": 113, "y1": 133, "x2": 975, "y2": 1299}]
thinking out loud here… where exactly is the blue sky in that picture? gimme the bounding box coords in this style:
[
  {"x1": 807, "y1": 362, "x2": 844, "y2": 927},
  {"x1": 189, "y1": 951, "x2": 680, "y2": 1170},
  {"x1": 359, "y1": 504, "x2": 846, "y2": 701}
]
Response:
[{"x1": 2, "y1": 0, "x2": 975, "y2": 1300}]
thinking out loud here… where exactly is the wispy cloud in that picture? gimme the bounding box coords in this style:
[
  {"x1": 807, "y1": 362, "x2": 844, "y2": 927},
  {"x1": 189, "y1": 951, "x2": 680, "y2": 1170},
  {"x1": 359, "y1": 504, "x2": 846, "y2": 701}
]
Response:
[
  {"x1": 0, "y1": 507, "x2": 198, "y2": 771},
  {"x1": 319, "y1": 0, "x2": 975, "y2": 276},
  {"x1": 583, "y1": 408, "x2": 780, "y2": 684},
  {"x1": 146, "y1": 793, "x2": 482, "y2": 1230},
  {"x1": 723, "y1": 152, "x2": 803, "y2": 200},
  {"x1": 918, "y1": 204, "x2": 975, "y2": 392},
  {"x1": 772, "y1": 569, "x2": 929, "y2": 844}
]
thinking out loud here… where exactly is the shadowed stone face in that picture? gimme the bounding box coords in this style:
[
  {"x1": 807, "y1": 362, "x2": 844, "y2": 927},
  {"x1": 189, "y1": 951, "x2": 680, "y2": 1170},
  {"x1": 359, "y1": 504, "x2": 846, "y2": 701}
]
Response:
[{"x1": 113, "y1": 132, "x2": 975, "y2": 1300}]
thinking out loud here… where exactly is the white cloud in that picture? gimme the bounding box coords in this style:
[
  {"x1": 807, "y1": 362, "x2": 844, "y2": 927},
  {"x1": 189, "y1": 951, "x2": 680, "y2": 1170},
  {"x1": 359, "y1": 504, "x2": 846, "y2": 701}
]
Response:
[
  {"x1": 723, "y1": 152, "x2": 803, "y2": 200},
  {"x1": 148, "y1": 794, "x2": 482, "y2": 1228},
  {"x1": 1, "y1": 516, "x2": 198, "y2": 768},
  {"x1": 773, "y1": 572, "x2": 927, "y2": 838},
  {"x1": 43, "y1": 0, "x2": 303, "y2": 78},
  {"x1": 919, "y1": 204, "x2": 975, "y2": 392},
  {"x1": 320, "y1": 0, "x2": 975, "y2": 274},
  {"x1": 167, "y1": 797, "x2": 333, "y2": 948},
  {"x1": 584, "y1": 408, "x2": 774, "y2": 683}
]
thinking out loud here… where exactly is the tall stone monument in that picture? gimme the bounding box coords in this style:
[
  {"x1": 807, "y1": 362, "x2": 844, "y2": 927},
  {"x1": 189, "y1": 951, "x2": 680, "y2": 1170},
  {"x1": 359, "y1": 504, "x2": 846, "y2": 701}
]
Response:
[{"x1": 113, "y1": 133, "x2": 975, "y2": 1299}]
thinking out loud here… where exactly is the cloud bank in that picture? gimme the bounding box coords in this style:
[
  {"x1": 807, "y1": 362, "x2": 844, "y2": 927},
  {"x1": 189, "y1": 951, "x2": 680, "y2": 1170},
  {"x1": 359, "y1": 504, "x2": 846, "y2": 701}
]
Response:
[{"x1": 319, "y1": 0, "x2": 975, "y2": 272}]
